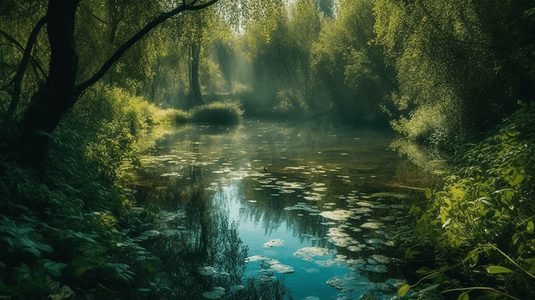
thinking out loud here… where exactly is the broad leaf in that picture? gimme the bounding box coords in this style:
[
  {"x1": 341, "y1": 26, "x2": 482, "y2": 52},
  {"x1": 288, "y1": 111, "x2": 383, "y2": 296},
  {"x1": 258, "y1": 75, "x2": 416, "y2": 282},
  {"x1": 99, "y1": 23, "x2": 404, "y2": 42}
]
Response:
[
  {"x1": 398, "y1": 284, "x2": 410, "y2": 297},
  {"x1": 458, "y1": 292, "x2": 469, "y2": 300},
  {"x1": 45, "y1": 262, "x2": 67, "y2": 277},
  {"x1": 486, "y1": 266, "x2": 513, "y2": 274}
]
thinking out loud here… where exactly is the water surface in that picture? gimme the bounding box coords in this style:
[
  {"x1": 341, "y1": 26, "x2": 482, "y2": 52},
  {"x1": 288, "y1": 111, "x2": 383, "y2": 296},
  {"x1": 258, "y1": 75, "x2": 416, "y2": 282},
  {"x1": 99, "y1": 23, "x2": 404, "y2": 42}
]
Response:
[{"x1": 131, "y1": 120, "x2": 412, "y2": 300}]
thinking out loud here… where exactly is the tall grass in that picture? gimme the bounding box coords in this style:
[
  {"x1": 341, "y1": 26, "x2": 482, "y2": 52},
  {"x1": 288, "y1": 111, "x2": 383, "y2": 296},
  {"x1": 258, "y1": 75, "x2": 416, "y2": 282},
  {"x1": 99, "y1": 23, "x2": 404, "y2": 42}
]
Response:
[{"x1": 190, "y1": 102, "x2": 243, "y2": 126}]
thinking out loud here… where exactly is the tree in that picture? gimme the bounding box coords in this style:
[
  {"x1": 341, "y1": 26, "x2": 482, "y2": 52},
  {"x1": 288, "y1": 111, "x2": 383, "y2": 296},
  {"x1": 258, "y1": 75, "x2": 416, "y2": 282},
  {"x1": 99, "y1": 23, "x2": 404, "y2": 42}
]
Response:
[
  {"x1": 373, "y1": 0, "x2": 535, "y2": 143},
  {"x1": 311, "y1": 0, "x2": 396, "y2": 125},
  {"x1": 2, "y1": 0, "x2": 219, "y2": 172},
  {"x1": 245, "y1": 0, "x2": 323, "y2": 114}
]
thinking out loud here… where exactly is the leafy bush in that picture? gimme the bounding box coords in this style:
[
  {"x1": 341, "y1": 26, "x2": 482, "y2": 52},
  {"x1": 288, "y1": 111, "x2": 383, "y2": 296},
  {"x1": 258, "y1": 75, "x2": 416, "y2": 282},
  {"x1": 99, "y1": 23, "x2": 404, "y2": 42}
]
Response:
[
  {"x1": 0, "y1": 82, "x2": 169, "y2": 299},
  {"x1": 164, "y1": 108, "x2": 191, "y2": 124},
  {"x1": 50, "y1": 83, "x2": 160, "y2": 183},
  {"x1": 0, "y1": 157, "x2": 163, "y2": 299},
  {"x1": 399, "y1": 102, "x2": 535, "y2": 299},
  {"x1": 191, "y1": 101, "x2": 243, "y2": 126}
]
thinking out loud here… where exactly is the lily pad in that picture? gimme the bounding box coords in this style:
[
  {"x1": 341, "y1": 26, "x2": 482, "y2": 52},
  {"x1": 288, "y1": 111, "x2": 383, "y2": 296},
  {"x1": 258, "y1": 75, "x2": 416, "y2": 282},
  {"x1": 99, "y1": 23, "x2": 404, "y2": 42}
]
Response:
[
  {"x1": 199, "y1": 266, "x2": 217, "y2": 276},
  {"x1": 361, "y1": 222, "x2": 384, "y2": 229},
  {"x1": 293, "y1": 247, "x2": 330, "y2": 262},
  {"x1": 267, "y1": 261, "x2": 294, "y2": 274},
  {"x1": 320, "y1": 209, "x2": 354, "y2": 221},
  {"x1": 263, "y1": 239, "x2": 284, "y2": 248},
  {"x1": 245, "y1": 255, "x2": 271, "y2": 263}
]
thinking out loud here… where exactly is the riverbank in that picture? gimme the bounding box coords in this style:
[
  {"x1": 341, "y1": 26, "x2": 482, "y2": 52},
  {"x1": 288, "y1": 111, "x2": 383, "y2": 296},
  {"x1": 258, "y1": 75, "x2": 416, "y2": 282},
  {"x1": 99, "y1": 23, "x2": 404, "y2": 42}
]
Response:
[{"x1": 394, "y1": 102, "x2": 535, "y2": 300}]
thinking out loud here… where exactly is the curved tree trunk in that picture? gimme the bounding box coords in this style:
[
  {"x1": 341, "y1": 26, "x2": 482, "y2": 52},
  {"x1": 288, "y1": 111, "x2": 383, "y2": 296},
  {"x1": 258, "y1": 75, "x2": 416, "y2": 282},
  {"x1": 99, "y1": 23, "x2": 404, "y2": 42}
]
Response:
[
  {"x1": 14, "y1": 0, "x2": 219, "y2": 173},
  {"x1": 17, "y1": 0, "x2": 80, "y2": 173}
]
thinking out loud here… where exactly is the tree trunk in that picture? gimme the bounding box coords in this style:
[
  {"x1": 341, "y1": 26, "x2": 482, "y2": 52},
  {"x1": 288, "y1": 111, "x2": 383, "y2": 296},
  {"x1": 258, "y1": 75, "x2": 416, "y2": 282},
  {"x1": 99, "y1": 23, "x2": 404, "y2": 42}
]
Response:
[
  {"x1": 17, "y1": 0, "x2": 80, "y2": 172},
  {"x1": 190, "y1": 41, "x2": 204, "y2": 108},
  {"x1": 13, "y1": 0, "x2": 219, "y2": 172}
]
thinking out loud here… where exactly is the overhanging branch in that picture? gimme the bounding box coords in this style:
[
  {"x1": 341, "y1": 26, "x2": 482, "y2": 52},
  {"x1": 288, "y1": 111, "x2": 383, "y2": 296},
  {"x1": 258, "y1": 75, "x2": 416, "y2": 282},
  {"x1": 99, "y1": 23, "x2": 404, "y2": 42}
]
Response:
[
  {"x1": 5, "y1": 16, "x2": 48, "y2": 122},
  {"x1": 73, "y1": 0, "x2": 219, "y2": 98}
]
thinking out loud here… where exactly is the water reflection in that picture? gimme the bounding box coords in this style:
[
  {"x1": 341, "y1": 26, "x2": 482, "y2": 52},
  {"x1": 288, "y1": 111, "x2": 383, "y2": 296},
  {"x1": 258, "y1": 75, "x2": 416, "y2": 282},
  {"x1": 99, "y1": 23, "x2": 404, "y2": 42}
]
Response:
[{"x1": 130, "y1": 121, "x2": 414, "y2": 299}]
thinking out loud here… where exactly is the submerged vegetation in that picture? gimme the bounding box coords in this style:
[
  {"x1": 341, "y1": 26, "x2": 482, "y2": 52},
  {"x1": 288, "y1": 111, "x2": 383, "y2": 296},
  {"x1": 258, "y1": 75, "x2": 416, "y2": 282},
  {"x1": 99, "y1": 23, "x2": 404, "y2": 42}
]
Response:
[{"x1": 1, "y1": 0, "x2": 535, "y2": 299}]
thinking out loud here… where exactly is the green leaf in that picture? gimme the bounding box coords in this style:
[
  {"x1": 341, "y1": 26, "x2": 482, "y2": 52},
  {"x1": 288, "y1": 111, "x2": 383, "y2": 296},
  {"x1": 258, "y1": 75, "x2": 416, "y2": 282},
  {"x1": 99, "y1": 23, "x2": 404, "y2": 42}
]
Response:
[
  {"x1": 44, "y1": 262, "x2": 67, "y2": 277},
  {"x1": 524, "y1": 257, "x2": 535, "y2": 264},
  {"x1": 527, "y1": 221, "x2": 534, "y2": 234},
  {"x1": 416, "y1": 267, "x2": 430, "y2": 275},
  {"x1": 486, "y1": 266, "x2": 513, "y2": 274},
  {"x1": 0, "y1": 261, "x2": 5, "y2": 269},
  {"x1": 425, "y1": 188, "x2": 432, "y2": 199},
  {"x1": 458, "y1": 292, "x2": 469, "y2": 300},
  {"x1": 398, "y1": 284, "x2": 410, "y2": 297}
]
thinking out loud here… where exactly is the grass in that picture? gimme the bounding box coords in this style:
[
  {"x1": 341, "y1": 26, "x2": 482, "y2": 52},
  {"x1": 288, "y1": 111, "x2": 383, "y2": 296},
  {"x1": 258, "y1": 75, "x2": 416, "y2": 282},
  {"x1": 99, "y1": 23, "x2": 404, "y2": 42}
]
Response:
[
  {"x1": 162, "y1": 102, "x2": 244, "y2": 126},
  {"x1": 163, "y1": 109, "x2": 191, "y2": 124},
  {"x1": 190, "y1": 101, "x2": 243, "y2": 126}
]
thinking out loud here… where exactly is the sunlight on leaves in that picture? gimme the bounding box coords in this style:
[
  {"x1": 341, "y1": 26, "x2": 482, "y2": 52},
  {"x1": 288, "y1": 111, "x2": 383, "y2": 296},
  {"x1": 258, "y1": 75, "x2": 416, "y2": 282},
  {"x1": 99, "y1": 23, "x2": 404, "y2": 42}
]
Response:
[
  {"x1": 486, "y1": 266, "x2": 513, "y2": 274},
  {"x1": 397, "y1": 283, "x2": 410, "y2": 297}
]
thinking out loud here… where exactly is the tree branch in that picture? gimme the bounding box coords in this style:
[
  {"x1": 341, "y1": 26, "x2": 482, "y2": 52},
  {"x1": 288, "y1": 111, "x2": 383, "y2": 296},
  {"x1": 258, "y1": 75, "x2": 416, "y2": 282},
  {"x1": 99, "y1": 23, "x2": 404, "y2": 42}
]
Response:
[
  {"x1": 0, "y1": 28, "x2": 25, "y2": 52},
  {"x1": 5, "y1": 16, "x2": 48, "y2": 123},
  {"x1": 73, "y1": 0, "x2": 219, "y2": 98}
]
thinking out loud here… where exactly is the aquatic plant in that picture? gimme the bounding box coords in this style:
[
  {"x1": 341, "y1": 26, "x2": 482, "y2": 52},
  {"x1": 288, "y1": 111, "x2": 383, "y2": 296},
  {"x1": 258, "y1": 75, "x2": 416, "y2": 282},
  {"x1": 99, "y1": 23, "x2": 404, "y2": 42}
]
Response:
[
  {"x1": 164, "y1": 108, "x2": 192, "y2": 124},
  {"x1": 191, "y1": 102, "x2": 244, "y2": 126}
]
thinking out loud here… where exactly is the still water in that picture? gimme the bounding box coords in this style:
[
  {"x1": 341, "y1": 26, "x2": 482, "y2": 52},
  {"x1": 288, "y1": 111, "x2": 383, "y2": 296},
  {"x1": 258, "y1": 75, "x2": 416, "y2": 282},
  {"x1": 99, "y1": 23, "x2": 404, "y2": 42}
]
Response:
[{"x1": 131, "y1": 120, "x2": 413, "y2": 300}]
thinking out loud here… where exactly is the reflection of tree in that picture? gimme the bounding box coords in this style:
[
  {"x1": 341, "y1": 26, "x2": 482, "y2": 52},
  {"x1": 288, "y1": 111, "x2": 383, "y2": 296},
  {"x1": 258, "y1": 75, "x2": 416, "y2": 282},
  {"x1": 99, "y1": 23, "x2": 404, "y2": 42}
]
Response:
[
  {"x1": 152, "y1": 185, "x2": 249, "y2": 299},
  {"x1": 238, "y1": 178, "x2": 330, "y2": 247}
]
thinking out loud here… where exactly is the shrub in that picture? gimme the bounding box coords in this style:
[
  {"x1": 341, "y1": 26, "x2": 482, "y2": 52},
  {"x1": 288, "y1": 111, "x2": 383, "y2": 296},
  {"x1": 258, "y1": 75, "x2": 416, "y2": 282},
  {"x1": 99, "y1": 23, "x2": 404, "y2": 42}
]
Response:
[
  {"x1": 163, "y1": 109, "x2": 191, "y2": 124},
  {"x1": 399, "y1": 101, "x2": 535, "y2": 300},
  {"x1": 190, "y1": 101, "x2": 243, "y2": 126}
]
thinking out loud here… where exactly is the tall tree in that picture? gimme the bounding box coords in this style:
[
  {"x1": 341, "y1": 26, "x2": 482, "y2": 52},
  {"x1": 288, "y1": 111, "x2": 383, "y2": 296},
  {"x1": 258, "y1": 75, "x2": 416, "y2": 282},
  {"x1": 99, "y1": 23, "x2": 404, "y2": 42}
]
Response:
[
  {"x1": 311, "y1": 0, "x2": 396, "y2": 125},
  {"x1": 373, "y1": 0, "x2": 535, "y2": 142},
  {"x1": 3, "y1": 0, "x2": 219, "y2": 172}
]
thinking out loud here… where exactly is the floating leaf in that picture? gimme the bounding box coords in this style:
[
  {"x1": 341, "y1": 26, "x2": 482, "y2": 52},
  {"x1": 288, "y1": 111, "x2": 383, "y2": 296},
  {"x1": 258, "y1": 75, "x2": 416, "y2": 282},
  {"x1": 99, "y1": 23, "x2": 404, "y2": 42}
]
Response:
[
  {"x1": 458, "y1": 292, "x2": 469, "y2": 300},
  {"x1": 398, "y1": 284, "x2": 410, "y2": 297},
  {"x1": 486, "y1": 266, "x2": 513, "y2": 274}
]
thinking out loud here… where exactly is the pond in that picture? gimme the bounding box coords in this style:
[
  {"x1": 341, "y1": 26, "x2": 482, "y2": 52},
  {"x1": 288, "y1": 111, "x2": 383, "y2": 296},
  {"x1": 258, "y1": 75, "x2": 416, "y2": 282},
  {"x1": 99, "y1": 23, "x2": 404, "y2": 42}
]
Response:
[{"x1": 129, "y1": 119, "x2": 416, "y2": 300}]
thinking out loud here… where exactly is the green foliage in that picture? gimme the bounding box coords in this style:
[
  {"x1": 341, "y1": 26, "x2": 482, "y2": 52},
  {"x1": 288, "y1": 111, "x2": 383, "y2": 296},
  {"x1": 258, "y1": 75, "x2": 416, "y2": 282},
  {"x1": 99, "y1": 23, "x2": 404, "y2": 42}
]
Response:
[
  {"x1": 312, "y1": 0, "x2": 396, "y2": 125},
  {"x1": 191, "y1": 101, "x2": 243, "y2": 126},
  {"x1": 164, "y1": 109, "x2": 192, "y2": 124},
  {"x1": 374, "y1": 0, "x2": 535, "y2": 145},
  {"x1": 400, "y1": 103, "x2": 535, "y2": 299},
  {"x1": 0, "y1": 157, "x2": 165, "y2": 299},
  {"x1": 51, "y1": 83, "x2": 159, "y2": 183},
  {"x1": 244, "y1": 0, "x2": 324, "y2": 115}
]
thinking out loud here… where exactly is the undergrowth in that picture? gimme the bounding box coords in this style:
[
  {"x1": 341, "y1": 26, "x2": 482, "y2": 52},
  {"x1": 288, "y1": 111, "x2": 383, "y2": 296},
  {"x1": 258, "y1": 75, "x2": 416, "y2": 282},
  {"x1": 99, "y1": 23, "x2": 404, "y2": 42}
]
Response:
[
  {"x1": 0, "y1": 84, "x2": 164, "y2": 299},
  {"x1": 396, "y1": 102, "x2": 535, "y2": 299}
]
